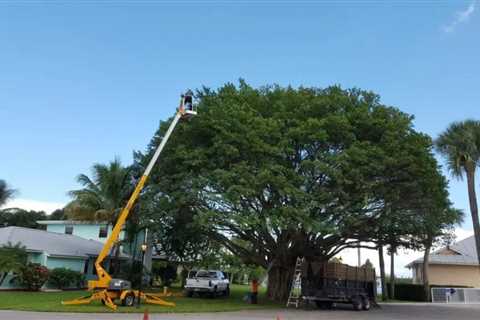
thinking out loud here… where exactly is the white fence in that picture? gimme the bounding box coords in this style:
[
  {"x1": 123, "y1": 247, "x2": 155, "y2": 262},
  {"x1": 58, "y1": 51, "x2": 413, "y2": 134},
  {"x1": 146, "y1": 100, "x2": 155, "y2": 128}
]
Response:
[{"x1": 431, "y1": 288, "x2": 480, "y2": 304}]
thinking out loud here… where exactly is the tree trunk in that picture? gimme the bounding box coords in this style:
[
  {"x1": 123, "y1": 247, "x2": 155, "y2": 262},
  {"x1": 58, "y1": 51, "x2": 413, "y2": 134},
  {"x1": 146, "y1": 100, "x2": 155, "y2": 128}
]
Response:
[
  {"x1": 466, "y1": 167, "x2": 480, "y2": 265},
  {"x1": 389, "y1": 245, "x2": 396, "y2": 300},
  {"x1": 378, "y1": 245, "x2": 388, "y2": 301},
  {"x1": 423, "y1": 243, "x2": 431, "y2": 302},
  {"x1": 0, "y1": 272, "x2": 7, "y2": 286},
  {"x1": 267, "y1": 264, "x2": 294, "y2": 302}
]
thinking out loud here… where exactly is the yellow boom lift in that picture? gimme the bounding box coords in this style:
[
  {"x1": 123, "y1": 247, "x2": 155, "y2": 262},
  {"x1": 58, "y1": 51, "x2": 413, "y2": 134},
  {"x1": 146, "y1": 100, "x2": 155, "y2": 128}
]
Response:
[{"x1": 62, "y1": 92, "x2": 197, "y2": 310}]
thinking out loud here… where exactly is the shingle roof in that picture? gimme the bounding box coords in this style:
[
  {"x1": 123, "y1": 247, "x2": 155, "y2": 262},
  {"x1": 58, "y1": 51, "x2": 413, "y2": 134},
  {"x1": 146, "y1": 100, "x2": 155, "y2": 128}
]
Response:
[
  {"x1": 406, "y1": 236, "x2": 479, "y2": 268},
  {"x1": 36, "y1": 220, "x2": 108, "y2": 225},
  {"x1": 0, "y1": 226, "x2": 105, "y2": 258}
]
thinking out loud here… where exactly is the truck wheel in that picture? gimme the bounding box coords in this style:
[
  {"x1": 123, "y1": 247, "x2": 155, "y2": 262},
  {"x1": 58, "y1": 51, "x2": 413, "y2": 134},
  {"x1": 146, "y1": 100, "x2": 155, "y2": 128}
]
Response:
[
  {"x1": 352, "y1": 297, "x2": 362, "y2": 311},
  {"x1": 184, "y1": 290, "x2": 193, "y2": 298},
  {"x1": 361, "y1": 297, "x2": 370, "y2": 311},
  {"x1": 121, "y1": 293, "x2": 135, "y2": 307}
]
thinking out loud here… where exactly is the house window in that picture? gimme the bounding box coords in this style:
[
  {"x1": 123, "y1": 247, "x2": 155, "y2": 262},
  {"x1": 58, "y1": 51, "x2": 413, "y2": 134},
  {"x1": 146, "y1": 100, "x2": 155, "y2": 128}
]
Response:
[
  {"x1": 99, "y1": 225, "x2": 108, "y2": 238},
  {"x1": 65, "y1": 225, "x2": 73, "y2": 235},
  {"x1": 84, "y1": 260, "x2": 89, "y2": 274}
]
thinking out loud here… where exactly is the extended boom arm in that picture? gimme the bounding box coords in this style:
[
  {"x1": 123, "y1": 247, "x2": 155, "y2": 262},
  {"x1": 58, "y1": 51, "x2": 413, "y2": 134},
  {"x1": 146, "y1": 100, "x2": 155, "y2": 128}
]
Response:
[{"x1": 89, "y1": 107, "x2": 187, "y2": 290}]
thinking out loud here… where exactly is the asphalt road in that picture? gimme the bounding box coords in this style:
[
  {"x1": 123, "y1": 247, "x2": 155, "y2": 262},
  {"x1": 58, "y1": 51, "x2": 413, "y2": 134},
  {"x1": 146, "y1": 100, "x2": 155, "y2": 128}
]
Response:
[{"x1": 2, "y1": 303, "x2": 480, "y2": 320}]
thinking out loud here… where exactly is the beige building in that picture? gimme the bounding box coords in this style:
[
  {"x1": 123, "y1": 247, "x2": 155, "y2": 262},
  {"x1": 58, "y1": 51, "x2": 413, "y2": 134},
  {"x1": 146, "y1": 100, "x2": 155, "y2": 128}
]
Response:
[{"x1": 407, "y1": 236, "x2": 480, "y2": 288}]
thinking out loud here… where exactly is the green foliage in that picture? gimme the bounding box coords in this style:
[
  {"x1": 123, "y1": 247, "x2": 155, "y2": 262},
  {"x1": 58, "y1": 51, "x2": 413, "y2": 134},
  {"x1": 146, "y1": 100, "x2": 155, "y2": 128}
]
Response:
[
  {"x1": 151, "y1": 261, "x2": 177, "y2": 286},
  {"x1": 49, "y1": 209, "x2": 66, "y2": 220},
  {"x1": 0, "y1": 180, "x2": 16, "y2": 207},
  {"x1": 0, "y1": 208, "x2": 47, "y2": 229},
  {"x1": 435, "y1": 119, "x2": 480, "y2": 264},
  {"x1": 48, "y1": 268, "x2": 85, "y2": 289},
  {"x1": 386, "y1": 283, "x2": 426, "y2": 302},
  {"x1": 65, "y1": 158, "x2": 132, "y2": 224},
  {"x1": 16, "y1": 263, "x2": 49, "y2": 291},
  {"x1": 0, "y1": 242, "x2": 27, "y2": 286},
  {"x1": 135, "y1": 82, "x2": 455, "y2": 301},
  {"x1": 435, "y1": 120, "x2": 480, "y2": 179}
]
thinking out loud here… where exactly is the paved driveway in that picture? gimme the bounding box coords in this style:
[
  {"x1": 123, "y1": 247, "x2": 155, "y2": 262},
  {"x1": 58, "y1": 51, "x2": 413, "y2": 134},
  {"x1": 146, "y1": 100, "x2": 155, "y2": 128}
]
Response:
[{"x1": 2, "y1": 303, "x2": 480, "y2": 320}]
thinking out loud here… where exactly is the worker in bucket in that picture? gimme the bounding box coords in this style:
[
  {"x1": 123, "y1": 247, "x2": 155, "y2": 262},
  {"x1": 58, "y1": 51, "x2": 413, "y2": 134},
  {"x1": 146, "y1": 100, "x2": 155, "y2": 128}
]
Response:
[{"x1": 183, "y1": 90, "x2": 194, "y2": 111}]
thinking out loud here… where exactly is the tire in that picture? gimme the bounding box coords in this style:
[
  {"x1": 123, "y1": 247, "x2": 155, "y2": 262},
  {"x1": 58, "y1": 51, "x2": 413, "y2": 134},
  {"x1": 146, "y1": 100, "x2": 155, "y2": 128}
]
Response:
[
  {"x1": 361, "y1": 297, "x2": 370, "y2": 311},
  {"x1": 352, "y1": 297, "x2": 362, "y2": 311},
  {"x1": 184, "y1": 290, "x2": 193, "y2": 298},
  {"x1": 121, "y1": 293, "x2": 135, "y2": 307},
  {"x1": 224, "y1": 286, "x2": 230, "y2": 297}
]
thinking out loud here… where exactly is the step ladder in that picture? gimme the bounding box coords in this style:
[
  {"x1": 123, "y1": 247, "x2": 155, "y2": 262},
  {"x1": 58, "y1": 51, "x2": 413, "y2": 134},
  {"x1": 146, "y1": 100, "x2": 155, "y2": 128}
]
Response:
[{"x1": 286, "y1": 257, "x2": 305, "y2": 308}]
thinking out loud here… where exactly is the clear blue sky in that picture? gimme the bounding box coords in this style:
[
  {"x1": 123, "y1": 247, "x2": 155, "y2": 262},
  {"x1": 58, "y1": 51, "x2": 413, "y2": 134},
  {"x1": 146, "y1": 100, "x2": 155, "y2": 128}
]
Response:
[{"x1": 0, "y1": 1, "x2": 479, "y2": 230}]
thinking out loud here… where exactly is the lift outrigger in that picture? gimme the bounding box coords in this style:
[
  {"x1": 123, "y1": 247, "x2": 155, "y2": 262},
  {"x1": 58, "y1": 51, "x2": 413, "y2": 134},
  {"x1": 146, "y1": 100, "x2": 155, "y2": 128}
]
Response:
[{"x1": 62, "y1": 93, "x2": 197, "y2": 310}]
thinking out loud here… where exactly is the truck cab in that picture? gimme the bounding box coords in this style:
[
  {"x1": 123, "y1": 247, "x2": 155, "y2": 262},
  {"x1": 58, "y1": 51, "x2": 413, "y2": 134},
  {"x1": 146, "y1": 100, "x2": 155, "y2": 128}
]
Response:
[{"x1": 184, "y1": 270, "x2": 230, "y2": 298}]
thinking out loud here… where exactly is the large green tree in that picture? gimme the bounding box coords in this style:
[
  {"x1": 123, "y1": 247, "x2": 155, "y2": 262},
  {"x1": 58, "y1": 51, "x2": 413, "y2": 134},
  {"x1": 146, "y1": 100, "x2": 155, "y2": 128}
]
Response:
[
  {"x1": 137, "y1": 82, "x2": 453, "y2": 301},
  {"x1": 0, "y1": 180, "x2": 16, "y2": 207},
  {"x1": 436, "y1": 120, "x2": 480, "y2": 265}
]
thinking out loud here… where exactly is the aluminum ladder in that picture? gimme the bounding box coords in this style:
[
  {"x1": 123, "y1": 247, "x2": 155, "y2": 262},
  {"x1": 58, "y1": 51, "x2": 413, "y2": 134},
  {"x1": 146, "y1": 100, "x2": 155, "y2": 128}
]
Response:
[{"x1": 286, "y1": 257, "x2": 305, "y2": 308}]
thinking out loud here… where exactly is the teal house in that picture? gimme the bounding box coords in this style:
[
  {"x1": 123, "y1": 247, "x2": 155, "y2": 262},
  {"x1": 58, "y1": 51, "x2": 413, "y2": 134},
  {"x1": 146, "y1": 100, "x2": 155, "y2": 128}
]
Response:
[
  {"x1": 0, "y1": 220, "x2": 157, "y2": 290},
  {"x1": 37, "y1": 220, "x2": 146, "y2": 258},
  {"x1": 36, "y1": 220, "x2": 117, "y2": 243},
  {"x1": 0, "y1": 226, "x2": 119, "y2": 290}
]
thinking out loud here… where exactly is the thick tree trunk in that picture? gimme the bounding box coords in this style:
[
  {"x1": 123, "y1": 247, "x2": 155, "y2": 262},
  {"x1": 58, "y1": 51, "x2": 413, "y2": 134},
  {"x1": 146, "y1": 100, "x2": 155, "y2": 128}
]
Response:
[
  {"x1": 0, "y1": 272, "x2": 7, "y2": 286},
  {"x1": 466, "y1": 168, "x2": 480, "y2": 266},
  {"x1": 389, "y1": 246, "x2": 396, "y2": 300},
  {"x1": 423, "y1": 243, "x2": 431, "y2": 302},
  {"x1": 267, "y1": 264, "x2": 294, "y2": 302},
  {"x1": 378, "y1": 245, "x2": 388, "y2": 301}
]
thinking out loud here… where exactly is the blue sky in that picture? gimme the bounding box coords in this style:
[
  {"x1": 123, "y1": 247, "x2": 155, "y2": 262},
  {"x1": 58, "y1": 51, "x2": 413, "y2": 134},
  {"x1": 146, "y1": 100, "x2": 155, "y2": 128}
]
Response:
[{"x1": 1, "y1": 0, "x2": 479, "y2": 236}]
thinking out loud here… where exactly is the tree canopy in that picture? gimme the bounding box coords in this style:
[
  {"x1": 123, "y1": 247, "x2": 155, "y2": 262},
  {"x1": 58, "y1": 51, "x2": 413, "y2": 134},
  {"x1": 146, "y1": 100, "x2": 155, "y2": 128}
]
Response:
[
  {"x1": 135, "y1": 82, "x2": 454, "y2": 301},
  {"x1": 0, "y1": 208, "x2": 47, "y2": 229}
]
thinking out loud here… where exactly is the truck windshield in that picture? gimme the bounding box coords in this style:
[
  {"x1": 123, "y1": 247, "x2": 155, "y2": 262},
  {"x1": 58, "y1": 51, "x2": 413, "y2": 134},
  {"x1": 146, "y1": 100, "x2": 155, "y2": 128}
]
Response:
[{"x1": 196, "y1": 271, "x2": 217, "y2": 278}]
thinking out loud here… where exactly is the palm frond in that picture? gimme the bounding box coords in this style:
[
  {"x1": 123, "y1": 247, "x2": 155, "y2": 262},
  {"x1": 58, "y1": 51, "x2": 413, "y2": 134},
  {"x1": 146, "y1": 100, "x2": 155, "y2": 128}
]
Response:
[{"x1": 435, "y1": 120, "x2": 480, "y2": 179}]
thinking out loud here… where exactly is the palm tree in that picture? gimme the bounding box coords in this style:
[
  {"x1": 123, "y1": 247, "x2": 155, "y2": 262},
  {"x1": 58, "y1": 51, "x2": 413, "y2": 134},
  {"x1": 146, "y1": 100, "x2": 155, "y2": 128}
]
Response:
[
  {"x1": 436, "y1": 120, "x2": 480, "y2": 264},
  {"x1": 0, "y1": 180, "x2": 16, "y2": 207},
  {"x1": 65, "y1": 158, "x2": 132, "y2": 225}
]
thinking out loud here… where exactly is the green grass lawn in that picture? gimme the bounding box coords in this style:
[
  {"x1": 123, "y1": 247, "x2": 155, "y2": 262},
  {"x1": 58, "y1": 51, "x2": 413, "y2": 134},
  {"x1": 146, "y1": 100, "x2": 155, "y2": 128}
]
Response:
[{"x1": 0, "y1": 285, "x2": 281, "y2": 313}]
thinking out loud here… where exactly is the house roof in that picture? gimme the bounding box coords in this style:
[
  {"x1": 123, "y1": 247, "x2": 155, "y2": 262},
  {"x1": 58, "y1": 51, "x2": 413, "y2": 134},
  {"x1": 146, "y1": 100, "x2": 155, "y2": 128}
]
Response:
[
  {"x1": 0, "y1": 226, "x2": 106, "y2": 259},
  {"x1": 36, "y1": 220, "x2": 108, "y2": 225},
  {"x1": 406, "y1": 236, "x2": 479, "y2": 268}
]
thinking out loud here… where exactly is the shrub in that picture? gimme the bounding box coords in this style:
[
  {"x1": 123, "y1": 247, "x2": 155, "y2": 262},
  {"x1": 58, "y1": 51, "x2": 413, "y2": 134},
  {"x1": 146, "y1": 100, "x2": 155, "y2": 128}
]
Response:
[
  {"x1": 388, "y1": 283, "x2": 425, "y2": 301},
  {"x1": 0, "y1": 242, "x2": 27, "y2": 286},
  {"x1": 16, "y1": 263, "x2": 49, "y2": 291},
  {"x1": 152, "y1": 262, "x2": 177, "y2": 287},
  {"x1": 48, "y1": 268, "x2": 85, "y2": 289}
]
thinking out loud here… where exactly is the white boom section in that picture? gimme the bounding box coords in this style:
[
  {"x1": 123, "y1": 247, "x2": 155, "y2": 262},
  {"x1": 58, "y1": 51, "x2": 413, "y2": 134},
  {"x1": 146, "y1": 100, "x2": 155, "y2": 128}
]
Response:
[{"x1": 144, "y1": 111, "x2": 182, "y2": 176}]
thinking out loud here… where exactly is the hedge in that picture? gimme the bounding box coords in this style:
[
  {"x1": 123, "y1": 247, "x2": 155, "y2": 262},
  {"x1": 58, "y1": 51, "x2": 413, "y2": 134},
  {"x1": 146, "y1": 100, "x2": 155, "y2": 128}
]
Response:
[{"x1": 386, "y1": 283, "x2": 473, "y2": 302}]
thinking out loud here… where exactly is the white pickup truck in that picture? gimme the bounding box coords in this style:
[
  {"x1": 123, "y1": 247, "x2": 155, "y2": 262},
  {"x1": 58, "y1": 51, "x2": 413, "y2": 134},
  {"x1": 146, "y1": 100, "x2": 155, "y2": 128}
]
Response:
[{"x1": 184, "y1": 270, "x2": 230, "y2": 298}]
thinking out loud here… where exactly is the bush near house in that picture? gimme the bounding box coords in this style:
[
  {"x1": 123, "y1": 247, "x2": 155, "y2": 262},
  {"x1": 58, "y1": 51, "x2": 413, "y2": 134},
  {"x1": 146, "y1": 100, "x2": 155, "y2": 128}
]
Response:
[
  {"x1": 152, "y1": 262, "x2": 177, "y2": 287},
  {"x1": 387, "y1": 283, "x2": 426, "y2": 301},
  {"x1": 385, "y1": 283, "x2": 473, "y2": 302},
  {"x1": 48, "y1": 268, "x2": 85, "y2": 290},
  {"x1": 16, "y1": 263, "x2": 49, "y2": 291}
]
